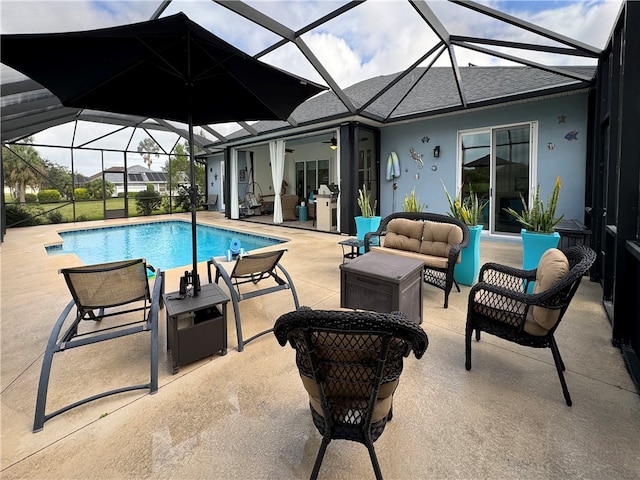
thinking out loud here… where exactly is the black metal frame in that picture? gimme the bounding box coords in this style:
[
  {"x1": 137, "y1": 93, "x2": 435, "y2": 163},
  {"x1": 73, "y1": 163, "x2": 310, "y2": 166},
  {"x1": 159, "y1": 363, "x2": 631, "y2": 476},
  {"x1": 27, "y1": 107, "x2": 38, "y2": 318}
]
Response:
[{"x1": 587, "y1": 1, "x2": 640, "y2": 393}]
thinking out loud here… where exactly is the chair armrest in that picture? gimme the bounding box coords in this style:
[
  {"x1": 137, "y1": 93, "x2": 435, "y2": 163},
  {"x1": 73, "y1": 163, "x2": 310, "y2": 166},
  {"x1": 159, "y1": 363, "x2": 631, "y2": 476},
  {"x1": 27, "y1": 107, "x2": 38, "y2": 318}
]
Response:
[
  {"x1": 478, "y1": 262, "x2": 536, "y2": 291},
  {"x1": 207, "y1": 257, "x2": 224, "y2": 283},
  {"x1": 364, "y1": 231, "x2": 383, "y2": 252}
]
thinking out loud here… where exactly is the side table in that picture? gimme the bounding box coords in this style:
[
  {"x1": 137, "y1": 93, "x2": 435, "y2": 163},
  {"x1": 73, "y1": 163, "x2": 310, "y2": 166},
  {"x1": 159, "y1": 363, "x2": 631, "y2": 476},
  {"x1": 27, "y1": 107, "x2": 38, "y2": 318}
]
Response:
[
  {"x1": 164, "y1": 283, "x2": 230, "y2": 374},
  {"x1": 338, "y1": 237, "x2": 364, "y2": 262}
]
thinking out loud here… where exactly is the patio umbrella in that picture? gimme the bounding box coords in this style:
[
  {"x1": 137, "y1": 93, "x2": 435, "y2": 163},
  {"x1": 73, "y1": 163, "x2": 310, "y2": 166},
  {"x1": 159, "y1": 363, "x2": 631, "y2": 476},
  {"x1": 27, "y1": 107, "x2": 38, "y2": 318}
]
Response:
[{"x1": 1, "y1": 12, "x2": 326, "y2": 294}]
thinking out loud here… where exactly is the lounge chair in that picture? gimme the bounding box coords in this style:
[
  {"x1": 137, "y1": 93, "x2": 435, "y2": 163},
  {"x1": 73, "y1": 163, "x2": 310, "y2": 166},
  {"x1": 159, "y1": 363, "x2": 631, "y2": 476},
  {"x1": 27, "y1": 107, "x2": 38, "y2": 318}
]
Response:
[
  {"x1": 274, "y1": 308, "x2": 429, "y2": 480},
  {"x1": 207, "y1": 249, "x2": 299, "y2": 352},
  {"x1": 33, "y1": 258, "x2": 163, "y2": 432}
]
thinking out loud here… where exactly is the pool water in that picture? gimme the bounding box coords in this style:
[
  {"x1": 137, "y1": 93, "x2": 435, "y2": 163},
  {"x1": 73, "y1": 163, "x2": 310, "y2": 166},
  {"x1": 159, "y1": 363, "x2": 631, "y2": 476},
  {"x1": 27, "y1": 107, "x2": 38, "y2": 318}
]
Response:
[{"x1": 46, "y1": 221, "x2": 285, "y2": 271}]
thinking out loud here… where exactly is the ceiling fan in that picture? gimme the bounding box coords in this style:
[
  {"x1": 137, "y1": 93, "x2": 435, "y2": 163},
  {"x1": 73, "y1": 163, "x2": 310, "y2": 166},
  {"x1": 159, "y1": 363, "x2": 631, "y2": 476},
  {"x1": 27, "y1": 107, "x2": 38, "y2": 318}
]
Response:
[{"x1": 322, "y1": 136, "x2": 338, "y2": 149}]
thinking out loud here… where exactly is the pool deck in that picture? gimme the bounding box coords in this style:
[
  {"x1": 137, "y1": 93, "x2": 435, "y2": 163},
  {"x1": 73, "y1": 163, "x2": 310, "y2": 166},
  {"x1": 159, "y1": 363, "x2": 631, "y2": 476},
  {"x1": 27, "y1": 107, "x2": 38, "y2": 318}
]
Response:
[{"x1": 1, "y1": 212, "x2": 639, "y2": 479}]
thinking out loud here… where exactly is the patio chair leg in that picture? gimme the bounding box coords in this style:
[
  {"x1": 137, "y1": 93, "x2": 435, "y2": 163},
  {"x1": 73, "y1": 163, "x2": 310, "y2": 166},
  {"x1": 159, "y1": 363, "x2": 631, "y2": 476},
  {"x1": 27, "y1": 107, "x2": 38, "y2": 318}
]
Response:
[
  {"x1": 366, "y1": 442, "x2": 384, "y2": 480},
  {"x1": 311, "y1": 438, "x2": 330, "y2": 480},
  {"x1": 465, "y1": 324, "x2": 473, "y2": 371},
  {"x1": 33, "y1": 300, "x2": 76, "y2": 432},
  {"x1": 550, "y1": 336, "x2": 572, "y2": 406}
]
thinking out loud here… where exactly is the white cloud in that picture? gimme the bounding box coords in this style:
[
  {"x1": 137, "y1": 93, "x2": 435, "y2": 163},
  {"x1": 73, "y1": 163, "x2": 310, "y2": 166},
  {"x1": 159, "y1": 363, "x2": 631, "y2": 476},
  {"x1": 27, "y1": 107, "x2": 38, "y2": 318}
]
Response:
[{"x1": 3, "y1": 0, "x2": 624, "y2": 158}]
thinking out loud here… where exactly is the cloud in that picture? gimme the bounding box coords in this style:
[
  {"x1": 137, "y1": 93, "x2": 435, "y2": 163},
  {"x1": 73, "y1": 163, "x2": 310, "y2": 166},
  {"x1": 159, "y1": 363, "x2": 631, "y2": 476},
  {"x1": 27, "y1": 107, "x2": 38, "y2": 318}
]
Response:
[{"x1": 3, "y1": 0, "x2": 624, "y2": 159}]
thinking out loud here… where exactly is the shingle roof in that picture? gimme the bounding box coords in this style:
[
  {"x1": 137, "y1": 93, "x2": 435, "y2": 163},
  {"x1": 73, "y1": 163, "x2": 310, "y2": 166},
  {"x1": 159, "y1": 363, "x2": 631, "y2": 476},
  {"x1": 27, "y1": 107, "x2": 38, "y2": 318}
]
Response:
[{"x1": 223, "y1": 65, "x2": 595, "y2": 144}]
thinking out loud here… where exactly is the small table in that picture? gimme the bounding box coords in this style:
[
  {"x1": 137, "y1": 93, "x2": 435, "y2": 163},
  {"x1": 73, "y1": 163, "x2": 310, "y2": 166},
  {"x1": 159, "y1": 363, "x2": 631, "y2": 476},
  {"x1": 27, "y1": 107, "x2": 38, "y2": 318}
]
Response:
[
  {"x1": 340, "y1": 252, "x2": 424, "y2": 324},
  {"x1": 164, "y1": 283, "x2": 230, "y2": 374},
  {"x1": 338, "y1": 237, "x2": 364, "y2": 262},
  {"x1": 297, "y1": 204, "x2": 308, "y2": 222}
]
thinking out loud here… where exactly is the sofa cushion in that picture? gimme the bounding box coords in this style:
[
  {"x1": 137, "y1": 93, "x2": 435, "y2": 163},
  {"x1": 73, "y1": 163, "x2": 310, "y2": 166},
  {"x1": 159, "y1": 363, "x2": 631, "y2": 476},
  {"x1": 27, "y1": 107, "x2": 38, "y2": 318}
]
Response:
[
  {"x1": 419, "y1": 221, "x2": 463, "y2": 262},
  {"x1": 382, "y1": 218, "x2": 423, "y2": 253},
  {"x1": 370, "y1": 246, "x2": 448, "y2": 270},
  {"x1": 532, "y1": 248, "x2": 570, "y2": 332}
]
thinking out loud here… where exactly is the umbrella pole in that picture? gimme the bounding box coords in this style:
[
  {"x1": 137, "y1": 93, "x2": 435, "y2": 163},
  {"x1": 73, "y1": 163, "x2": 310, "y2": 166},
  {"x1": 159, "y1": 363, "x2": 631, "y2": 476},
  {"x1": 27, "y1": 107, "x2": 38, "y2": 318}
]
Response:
[{"x1": 189, "y1": 114, "x2": 200, "y2": 295}]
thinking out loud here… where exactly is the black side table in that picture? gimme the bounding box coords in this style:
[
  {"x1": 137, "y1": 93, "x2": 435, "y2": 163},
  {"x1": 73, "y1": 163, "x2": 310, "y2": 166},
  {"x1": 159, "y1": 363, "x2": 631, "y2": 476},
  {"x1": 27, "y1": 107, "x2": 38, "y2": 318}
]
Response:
[
  {"x1": 164, "y1": 283, "x2": 230, "y2": 374},
  {"x1": 338, "y1": 237, "x2": 364, "y2": 262}
]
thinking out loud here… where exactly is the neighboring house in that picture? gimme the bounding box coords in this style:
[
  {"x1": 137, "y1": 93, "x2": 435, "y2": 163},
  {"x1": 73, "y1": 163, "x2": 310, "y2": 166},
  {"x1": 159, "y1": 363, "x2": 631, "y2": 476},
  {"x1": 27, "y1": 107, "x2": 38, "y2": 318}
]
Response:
[{"x1": 88, "y1": 165, "x2": 168, "y2": 197}]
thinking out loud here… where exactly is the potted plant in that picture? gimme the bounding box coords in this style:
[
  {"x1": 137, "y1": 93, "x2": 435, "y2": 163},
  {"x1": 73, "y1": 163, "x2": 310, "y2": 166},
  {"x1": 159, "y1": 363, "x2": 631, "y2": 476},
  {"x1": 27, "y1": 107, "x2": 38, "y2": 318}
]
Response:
[
  {"x1": 504, "y1": 176, "x2": 564, "y2": 291},
  {"x1": 403, "y1": 187, "x2": 426, "y2": 212},
  {"x1": 442, "y1": 180, "x2": 488, "y2": 286},
  {"x1": 355, "y1": 184, "x2": 380, "y2": 253}
]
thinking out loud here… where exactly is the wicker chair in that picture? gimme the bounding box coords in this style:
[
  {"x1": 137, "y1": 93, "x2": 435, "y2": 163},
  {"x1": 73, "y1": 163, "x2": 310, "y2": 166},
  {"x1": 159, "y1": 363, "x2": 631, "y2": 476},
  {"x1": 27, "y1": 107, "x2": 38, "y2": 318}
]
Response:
[
  {"x1": 465, "y1": 245, "x2": 596, "y2": 406},
  {"x1": 281, "y1": 194, "x2": 299, "y2": 221},
  {"x1": 33, "y1": 259, "x2": 163, "y2": 432},
  {"x1": 274, "y1": 308, "x2": 428, "y2": 480}
]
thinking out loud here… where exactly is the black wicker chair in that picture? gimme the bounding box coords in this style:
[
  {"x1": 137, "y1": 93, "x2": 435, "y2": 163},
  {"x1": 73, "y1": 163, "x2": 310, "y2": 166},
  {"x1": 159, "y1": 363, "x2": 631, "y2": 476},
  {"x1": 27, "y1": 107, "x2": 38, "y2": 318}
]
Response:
[
  {"x1": 465, "y1": 245, "x2": 596, "y2": 406},
  {"x1": 273, "y1": 308, "x2": 428, "y2": 480},
  {"x1": 364, "y1": 212, "x2": 469, "y2": 308}
]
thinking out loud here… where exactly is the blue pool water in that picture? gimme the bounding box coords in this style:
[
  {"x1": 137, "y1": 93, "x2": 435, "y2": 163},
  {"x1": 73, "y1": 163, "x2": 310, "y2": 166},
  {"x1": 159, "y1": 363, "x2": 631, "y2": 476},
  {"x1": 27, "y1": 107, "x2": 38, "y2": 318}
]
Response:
[{"x1": 46, "y1": 221, "x2": 285, "y2": 271}]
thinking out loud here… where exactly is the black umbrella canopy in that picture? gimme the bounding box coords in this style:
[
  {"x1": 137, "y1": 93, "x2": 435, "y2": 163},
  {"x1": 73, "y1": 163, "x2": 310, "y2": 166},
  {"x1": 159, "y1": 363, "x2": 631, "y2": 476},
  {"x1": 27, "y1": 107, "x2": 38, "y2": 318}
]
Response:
[
  {"x1": 0, "y1": 12, "x2": 325, "y2": 124},
  {"x1": 1, "y1": 12, "x2": 326, "y2": 294}
]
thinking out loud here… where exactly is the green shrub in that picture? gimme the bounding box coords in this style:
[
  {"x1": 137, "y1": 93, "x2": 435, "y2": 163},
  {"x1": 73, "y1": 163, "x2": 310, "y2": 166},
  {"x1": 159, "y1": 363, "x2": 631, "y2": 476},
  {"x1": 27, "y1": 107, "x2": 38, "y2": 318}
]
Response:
[
  {"x1": 38, "y1": 189, "x2": 61, "y2": 203},
  {"x1": 25, "y1": 193, "x2": 38, "y2": 203},
  {"x1": 135, "y1": 187, "x2": 162, "y2": 216},
  {"x1": 6, "y1": 204, "x2": 42, "y2": 227},
  {"x1": 47, "y1": 210, "x2": 64, "y2": 224},
  {"x1": 74, "y1": 188, "x2": 90, "y2": 200}
]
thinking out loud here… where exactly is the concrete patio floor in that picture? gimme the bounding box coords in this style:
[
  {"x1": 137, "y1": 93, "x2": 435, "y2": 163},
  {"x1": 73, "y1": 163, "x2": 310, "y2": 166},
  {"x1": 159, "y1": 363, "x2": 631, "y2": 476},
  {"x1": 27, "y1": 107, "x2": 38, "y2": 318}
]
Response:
[{"x1": 1, "y1": 212, "x2": 639, "y2": 479}]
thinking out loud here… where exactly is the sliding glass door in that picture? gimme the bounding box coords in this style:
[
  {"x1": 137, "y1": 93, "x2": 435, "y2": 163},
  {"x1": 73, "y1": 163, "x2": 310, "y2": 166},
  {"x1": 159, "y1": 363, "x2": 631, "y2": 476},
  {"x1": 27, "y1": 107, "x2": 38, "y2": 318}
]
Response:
[{"x1": 459, "y1": 122, "x2": 535, "y2": 234}]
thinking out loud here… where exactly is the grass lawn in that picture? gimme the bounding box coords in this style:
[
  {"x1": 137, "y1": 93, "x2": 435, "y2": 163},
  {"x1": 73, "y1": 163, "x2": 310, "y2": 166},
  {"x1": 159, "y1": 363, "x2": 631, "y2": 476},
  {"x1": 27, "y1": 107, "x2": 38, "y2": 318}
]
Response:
[{"x1": 9, "y1": 198, "x2": 192, "y2": 224}]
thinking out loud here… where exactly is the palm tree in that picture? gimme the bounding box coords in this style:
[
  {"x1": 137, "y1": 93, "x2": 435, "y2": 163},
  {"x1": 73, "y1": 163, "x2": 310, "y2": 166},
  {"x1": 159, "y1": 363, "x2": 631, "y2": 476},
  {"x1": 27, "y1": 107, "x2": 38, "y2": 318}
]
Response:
[
  {"x1": 137, "y1": 138, "x2": 160, "y2": 171},
  {"x1": 2, "y1": 139, "x2": 45, "y2": 203}
]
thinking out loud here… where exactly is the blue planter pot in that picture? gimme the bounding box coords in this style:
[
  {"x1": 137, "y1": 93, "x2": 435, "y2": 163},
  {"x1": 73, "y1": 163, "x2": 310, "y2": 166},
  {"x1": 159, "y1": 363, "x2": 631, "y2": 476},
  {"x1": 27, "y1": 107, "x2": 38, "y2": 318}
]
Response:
[
  {"x1": 355, "y1": 216, "x2": 381, "y2": 253},
  {"x1": 521, "y1": 228, "x2": 560, "y2": 292},
  {"x1": 455, "y1": 224, "x2": 482, "y2": 286}
]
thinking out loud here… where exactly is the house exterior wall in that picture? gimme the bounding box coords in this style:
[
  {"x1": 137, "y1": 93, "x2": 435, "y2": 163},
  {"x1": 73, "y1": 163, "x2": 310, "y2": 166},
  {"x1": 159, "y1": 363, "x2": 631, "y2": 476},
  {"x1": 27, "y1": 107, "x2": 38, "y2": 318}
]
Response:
[{"x1": 379, "y1": 92, "x2": 589, "y2": 225}]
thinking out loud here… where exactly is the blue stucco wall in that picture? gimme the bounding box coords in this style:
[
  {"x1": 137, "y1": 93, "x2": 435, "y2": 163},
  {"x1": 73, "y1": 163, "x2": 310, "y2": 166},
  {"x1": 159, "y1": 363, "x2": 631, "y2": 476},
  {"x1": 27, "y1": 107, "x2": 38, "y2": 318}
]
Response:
[{"x1": 379, "y1": 92, "x2": 589, "y2": 223}]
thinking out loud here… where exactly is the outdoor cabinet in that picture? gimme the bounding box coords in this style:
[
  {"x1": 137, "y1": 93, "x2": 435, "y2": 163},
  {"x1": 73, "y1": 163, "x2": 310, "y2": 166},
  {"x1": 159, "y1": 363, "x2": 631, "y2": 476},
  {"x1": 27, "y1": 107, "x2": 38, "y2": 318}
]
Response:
[
  {"x1": 164, "y1": 283, "x2": 230, "y2": 374},
  {"x1": 316, "y1": 194, "x2": 337, "y2": 232},
  {"x1": 340, "y1": 253, "x2": 424, "y2": 324}
]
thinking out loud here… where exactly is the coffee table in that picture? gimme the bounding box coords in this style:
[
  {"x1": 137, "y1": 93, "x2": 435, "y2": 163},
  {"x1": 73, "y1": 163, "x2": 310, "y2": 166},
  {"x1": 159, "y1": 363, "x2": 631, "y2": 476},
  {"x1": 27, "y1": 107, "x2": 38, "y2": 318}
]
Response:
[{"x1": 339, "y1": 252, "x2": 424, "y2": 324}]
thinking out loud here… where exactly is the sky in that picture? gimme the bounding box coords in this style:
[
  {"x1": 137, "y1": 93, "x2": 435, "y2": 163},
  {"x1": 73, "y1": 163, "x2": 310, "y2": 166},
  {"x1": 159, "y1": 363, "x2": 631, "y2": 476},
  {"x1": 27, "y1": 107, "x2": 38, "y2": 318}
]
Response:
[{"x1": 0, "y1": 0, "x2": 625, "y2": 170}]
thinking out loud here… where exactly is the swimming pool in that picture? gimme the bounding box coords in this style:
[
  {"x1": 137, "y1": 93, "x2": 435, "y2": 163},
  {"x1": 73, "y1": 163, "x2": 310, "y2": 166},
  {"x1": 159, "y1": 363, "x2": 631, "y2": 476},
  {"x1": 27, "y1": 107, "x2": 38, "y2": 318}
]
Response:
[{"x1": 46, "y1": 221, "x2": 286, "y2": 271}]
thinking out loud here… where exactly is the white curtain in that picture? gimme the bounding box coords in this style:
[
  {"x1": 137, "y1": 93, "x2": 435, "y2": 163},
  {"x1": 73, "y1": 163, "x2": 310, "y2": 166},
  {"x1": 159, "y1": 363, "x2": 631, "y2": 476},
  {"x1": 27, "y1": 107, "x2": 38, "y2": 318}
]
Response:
[
  {"x1": 230, "y1": 149, "x2": 239, "y2": 219},
  {"x1": 269, "y1": 140, "x2": 285, "y2": 224}
]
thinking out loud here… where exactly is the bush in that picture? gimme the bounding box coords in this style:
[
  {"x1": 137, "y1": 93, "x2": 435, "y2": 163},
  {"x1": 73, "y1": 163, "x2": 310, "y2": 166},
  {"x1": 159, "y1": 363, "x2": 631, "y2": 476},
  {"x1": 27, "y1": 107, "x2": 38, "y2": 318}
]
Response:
[
  {"x1": 47, "y1": 210, "x2": 64, "y2": 224},
  {"x1": 135, "y1": 187, "x2": 162, "y2": 216},
  {"x1": 25, "y1": 193, "x2": 38, "y2": 203},
  {"x1": 6, "y1": 204, "x2": 42, "y2": 227},
  {"x1": 38, "y1": 189, "x2": 61, "y2": 203},
  {"x1": 74, "y1": 188, "x2": 90, "y2": 200}
]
